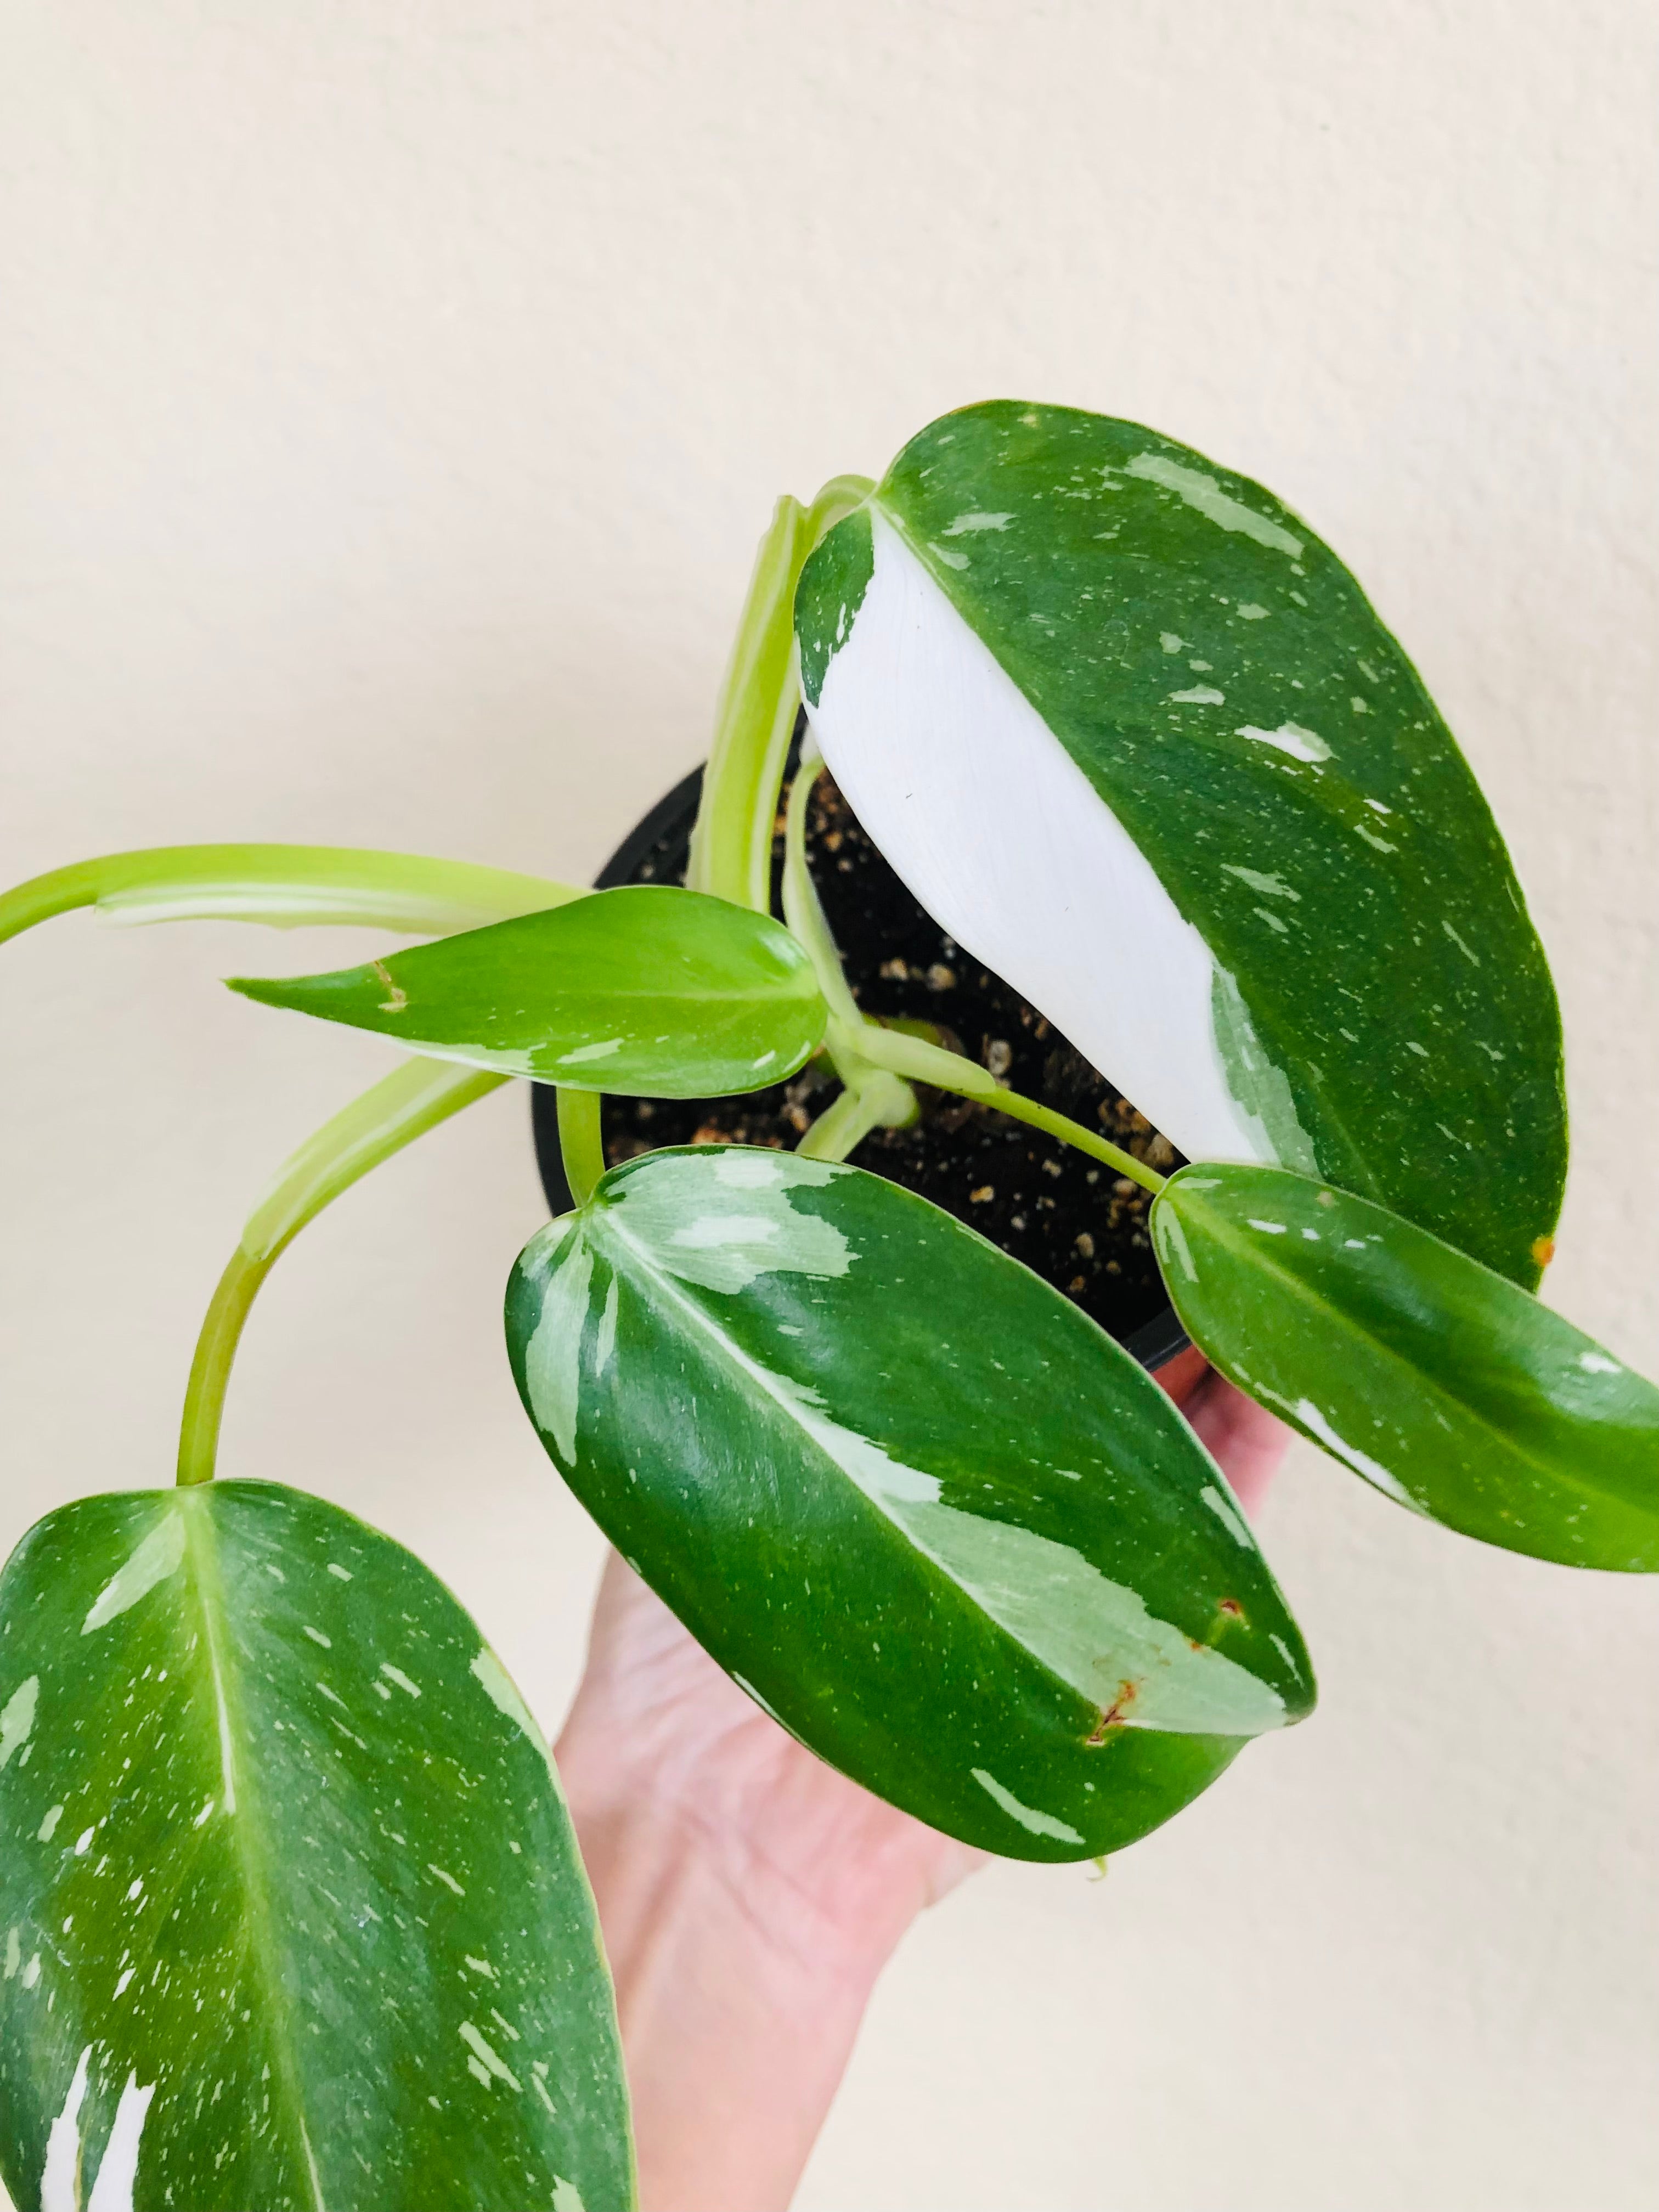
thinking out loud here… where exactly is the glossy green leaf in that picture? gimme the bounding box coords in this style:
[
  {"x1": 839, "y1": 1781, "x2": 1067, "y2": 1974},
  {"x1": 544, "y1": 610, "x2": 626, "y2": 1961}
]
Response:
[
  {"x1": 506, "y1": 1147, "x2": 1313, "y2": 1864},
  {"x1": 0, "y1": 843, "x2": 579, "y2": 944},
  {"x1": 0, "y1": 1480, "x2": 631, "y2": 2211},
  {"x1": 795, "y1": 402, "x2": 1566, "y2": 1288},
  {"x1": 1151, "y1": 1164, "x2": 1659, "y2": 1570},
  {"x1": 228, "y1": 884, "x2": 827, "y2": 1095}
]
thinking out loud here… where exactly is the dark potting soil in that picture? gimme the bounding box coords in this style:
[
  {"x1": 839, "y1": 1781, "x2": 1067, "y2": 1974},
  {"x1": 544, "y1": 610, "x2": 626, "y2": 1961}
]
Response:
[{"x1": 534, "y1": 759, "x2": 1188, "y2": 1361}]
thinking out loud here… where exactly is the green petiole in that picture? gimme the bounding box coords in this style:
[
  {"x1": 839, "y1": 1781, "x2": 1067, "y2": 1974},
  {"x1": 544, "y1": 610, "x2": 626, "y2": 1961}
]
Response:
[
  {"x1": 780, "y1": 749, "x2": 866, "y2": 1035},
  {"x1": 556, "y1": 1087, "x2": 606, "y2": 1207},
  {"x1": 176, "y1": 1058, "x2": 504, "y2": 1486},
  {"x1": 795, "y1": 1069, "x2": 917, "y2": 1163},
  {"x1": 850, "y1": 1021, "x2": 1168, "y2": 1196},
  {"x1": 782, "y1": 755, "x2": 1163, "y2": 1193},
  {"x1": 782, "y1": 749, "x2": 919, "y2": 1158}
]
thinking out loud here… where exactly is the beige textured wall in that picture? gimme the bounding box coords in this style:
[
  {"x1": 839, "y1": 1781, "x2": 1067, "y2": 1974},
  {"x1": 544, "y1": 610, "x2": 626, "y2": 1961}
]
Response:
[{"x1": 3, "y1": 5, "x2": 1655, "y2": 2206}]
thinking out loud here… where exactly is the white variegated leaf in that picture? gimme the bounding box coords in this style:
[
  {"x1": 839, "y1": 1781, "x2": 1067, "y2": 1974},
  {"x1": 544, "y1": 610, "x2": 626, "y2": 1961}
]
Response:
[{"x1": 795, "y1": 403, "x2": 1566, "y2": 1288}]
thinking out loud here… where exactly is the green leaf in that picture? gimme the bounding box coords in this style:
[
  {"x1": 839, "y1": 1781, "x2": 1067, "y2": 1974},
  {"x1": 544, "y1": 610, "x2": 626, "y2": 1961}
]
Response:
[
  {"x1": 0, "y1": 843, "x2": 579, "y2": 944},
  {"x1": 1150, "y1": 1164, "x2": 1659, "y2": 1570},
  {"x1": 228, "y1": 885, "x2": 828, "y2": 1094},
  {"x1": 0, "y1": 1480, "x2": 631, "y2": 2211},
  {"x1": 506, "y1": 1147, "x2": 1313, "y2": 1864},
  {"x1": 795, "y1": 402, "x2": 1566, "y2": 1288}
]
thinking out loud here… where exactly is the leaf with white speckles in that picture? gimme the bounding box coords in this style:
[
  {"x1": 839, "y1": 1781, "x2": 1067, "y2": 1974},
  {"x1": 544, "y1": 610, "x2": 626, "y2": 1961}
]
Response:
[
  {"x1": 227, "y1": 884, "x2": 826, "y2": 1096},
  {"x1": 507, "y1": 1146, "x2": 1314, "y2": 1864},
  {"x1": 795, "y1": 402, "x2": 1566, "y2": 1288},
  {"x1": 1153, "y1": 1164, "x2": 1659, "y2": 1570},
  {"x1": 0, "y1": 1481, "x2": 633, "y2": 2210}
]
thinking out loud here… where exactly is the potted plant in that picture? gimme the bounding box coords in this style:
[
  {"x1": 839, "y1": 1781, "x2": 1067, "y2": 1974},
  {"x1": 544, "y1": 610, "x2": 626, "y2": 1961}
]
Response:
[{"x1": 0, "y1": 400, "x2": 1650, "y2": 2210}]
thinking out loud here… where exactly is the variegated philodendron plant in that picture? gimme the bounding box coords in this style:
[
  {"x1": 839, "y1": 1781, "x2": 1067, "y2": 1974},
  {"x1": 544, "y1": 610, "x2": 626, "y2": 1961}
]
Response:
[{"x1": 0, "y1": 402, "x2": 1652, "y2": 2210}]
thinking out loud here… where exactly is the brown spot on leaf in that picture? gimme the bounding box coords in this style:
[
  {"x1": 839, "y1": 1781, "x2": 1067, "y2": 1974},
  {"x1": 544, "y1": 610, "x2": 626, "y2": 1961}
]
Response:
[
  {"x1": 370, "y1": 960, "x2": 408, "y2": 1014},
  {"x1": 1085, "y1": 1680, "x2": 1139, "y2": 1743}
]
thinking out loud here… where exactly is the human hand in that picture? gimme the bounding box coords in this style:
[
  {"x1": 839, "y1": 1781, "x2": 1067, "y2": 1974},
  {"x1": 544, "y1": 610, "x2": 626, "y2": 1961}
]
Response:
[
  {"x1": 1152, "y1": 1342, "x2": 1289, "y2": 1520},
  {"x1": 554, "y1": 1354, "x2": 1289, "y2": 2212}
]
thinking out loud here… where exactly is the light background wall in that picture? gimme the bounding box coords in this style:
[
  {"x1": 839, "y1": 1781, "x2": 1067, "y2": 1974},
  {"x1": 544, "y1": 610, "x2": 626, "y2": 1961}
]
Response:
[{"x1": 2, "y1": 4, "x2": 1655, "y2": 2206}]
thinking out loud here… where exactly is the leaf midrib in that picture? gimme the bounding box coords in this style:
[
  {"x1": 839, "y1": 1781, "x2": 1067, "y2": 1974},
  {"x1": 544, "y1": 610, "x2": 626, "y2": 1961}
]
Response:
[
  {"x1": 377, "y1": 975, "x2": 820, "y2": 1016},
  {"x1": 587, "y1": 1210, "x2": 1206, "y2": 1734},
  {"x1": 181, "y1": 1494, "x2": 325, "y2": 2211},
  {"x1": 884, "y1": 497, "x2": 1551, "y2": 1263}
]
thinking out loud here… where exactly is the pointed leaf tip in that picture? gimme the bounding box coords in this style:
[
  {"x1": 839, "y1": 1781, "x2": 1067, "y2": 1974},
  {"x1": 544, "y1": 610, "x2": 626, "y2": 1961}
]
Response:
[
  {"x1": 228, "y1": 885, "x2": 827, "y2": 1094},
  {"x1": 1154, "y1": 1163, "x2": 1659, "y2": 1571}
]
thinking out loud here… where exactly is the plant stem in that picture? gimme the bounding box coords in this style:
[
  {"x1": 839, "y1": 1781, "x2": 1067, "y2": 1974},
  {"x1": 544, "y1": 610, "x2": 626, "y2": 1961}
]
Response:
[
  {"x1": 176, "y1": 1058, "x2": 503, "y2": 1485},
  {"x1": 686, "y1": 476, "x2": 873, "y2": 912},
  {"x1": 176, "y1": 1255, "x2": 267, "y2": 1489},
  {"x1": 781, "y1": 751, "x2": 866, "y2": 1036},
  {"x1": 795, "y1": 1071, "x2": 916, "y2": 1164},
  {"x1": 849, "y1": 1023, "x2": 1169, "y2": 1196},
  {"x1": 557, "y1": 1087, "x2": 606, "y2": 1207},
  {"x1": 782, "y1": 749, "x2": 919, "y2": 1155},
  {"x1": 0, "y1": 844, "x2": 579, "y2": 947}
]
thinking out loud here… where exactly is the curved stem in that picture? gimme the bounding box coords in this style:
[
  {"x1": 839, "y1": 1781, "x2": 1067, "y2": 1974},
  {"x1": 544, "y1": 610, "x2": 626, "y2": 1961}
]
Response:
[
  {"x1": 687, "y1": 476, "x2": 874, "y2": 912},
  {"x1": 849, "y1": 1023, "x2": 1168, "y2": 1196},
  {"x1": 176, "y1": 1251, "x2": 273, "y2": 1489},
  {"x1": 557, "y1": 1087, "x2": 606, "y2": 1207},
  {"x1": 983, "y1": 1087, "x2": 1167, "y2": 1195},
  {"x1": 780, "y1": 751, "x2": 865, "y2": 1036},
  {"x1": 0, "y1": 844, "x2": 579, "y2": 949},
  {"x1": 781, "y1": 751, "x2": 1158, "y2": 1191},
  {"x1": 782, "y1": 751, "x2": 920, "y2": 1154},
  {"x1": 176, "y1": 1058, "x2": 504, "y2": 1485},
  {"x1": 795, "y1": 1070, "x2": 915, "y2": 1163}
]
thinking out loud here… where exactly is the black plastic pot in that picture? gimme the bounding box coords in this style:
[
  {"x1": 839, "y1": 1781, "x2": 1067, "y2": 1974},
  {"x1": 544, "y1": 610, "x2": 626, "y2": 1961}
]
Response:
[{"x1": 532, "y1": 762, "x2": 1189, "y2": 1373}]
